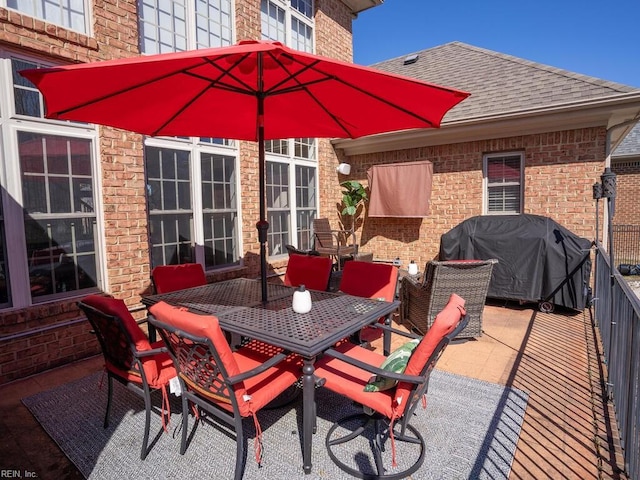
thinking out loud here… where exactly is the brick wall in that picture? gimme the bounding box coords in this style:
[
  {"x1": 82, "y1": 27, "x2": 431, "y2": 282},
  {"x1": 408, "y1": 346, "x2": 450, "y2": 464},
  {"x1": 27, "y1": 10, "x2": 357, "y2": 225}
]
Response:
[
  {"x1": 323, "y1": 127, "x2": 607, "y2": 268},
  {"x1": 0, "y1": 0, "x2": 354, "y2": 384},
  {"x1": 0, "y1": 0, "x2": 149, "y2": 384},
  {"x1": 613, "y1": 158, "x2": 640, "y2": 225}
]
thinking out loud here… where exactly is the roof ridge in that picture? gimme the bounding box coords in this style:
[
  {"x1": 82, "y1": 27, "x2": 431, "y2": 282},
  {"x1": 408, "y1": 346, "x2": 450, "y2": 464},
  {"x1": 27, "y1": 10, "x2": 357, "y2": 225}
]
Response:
[
  {"x1": 369, "y1": 41, "x2": 458, "y2": 67},
  {"x1": 441, "y1": 42, "x2": 637, "y2": 92}
]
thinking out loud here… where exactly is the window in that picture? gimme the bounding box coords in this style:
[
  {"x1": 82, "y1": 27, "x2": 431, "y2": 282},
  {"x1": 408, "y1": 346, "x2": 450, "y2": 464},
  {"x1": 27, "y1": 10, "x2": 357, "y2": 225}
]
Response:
[
  {"x1": 261, "y1": 0, "x2": 313, "y2": 53},
  {"x1": 262, "y1": 1, "x2": 317, "y2": 255},
  {"x1": 201, "y1": 153, "x2": 238, "y2": 267},
  {"x1": 146, "y1": 146, "x2": 194, "y2": 266},
  {"x1": 0, "y1": 199, "x2": 9, "y2": 307},
  {"x1": 6, "y1": 0, "x2": 89, "y2": 34},
  {"x1": 0, "y1": 54, "x2": 101, "y2": 307},
  {"x1": 139, "y1": 2, "x2": 239, "y2": 270},
  {"x1": 295, "y1": 164, "x2": 316, "y2": 250},
  {"x1": 139, "y1": 0, "x2": 233, "y2": 54},
  {"x1": 483, "y1": 152, "x2": 523, "y2": 214},
  {"x1": 145, "y1": 139, "x2": 240, "y2": 269},
  {"x1": 265, "y1": 138, "x2": 316, "y2": 255}
]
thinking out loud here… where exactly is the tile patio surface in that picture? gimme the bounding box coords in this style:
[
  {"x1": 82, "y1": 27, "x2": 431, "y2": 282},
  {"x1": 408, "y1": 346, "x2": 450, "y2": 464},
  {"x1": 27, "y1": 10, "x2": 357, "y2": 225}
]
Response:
[{"x1": 0, "y1": 301, "x2": 629, "y2": 479}]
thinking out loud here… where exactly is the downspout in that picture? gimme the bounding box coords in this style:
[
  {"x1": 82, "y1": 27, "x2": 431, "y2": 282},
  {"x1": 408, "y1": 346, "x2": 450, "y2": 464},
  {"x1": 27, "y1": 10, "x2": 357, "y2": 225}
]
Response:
[{"x1": 603, "y1": 117, "x2": 640, "y2": 248}]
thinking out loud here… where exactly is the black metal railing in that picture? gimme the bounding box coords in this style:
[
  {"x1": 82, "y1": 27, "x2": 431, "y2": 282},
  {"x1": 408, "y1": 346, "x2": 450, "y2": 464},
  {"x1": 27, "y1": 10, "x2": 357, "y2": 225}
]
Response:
[
  {"x1": 593, "y1": 241, "x2": 640, "y2": 480},
  {"x1": 613, "y1": 224, "x2": 640, "y2": 267}
]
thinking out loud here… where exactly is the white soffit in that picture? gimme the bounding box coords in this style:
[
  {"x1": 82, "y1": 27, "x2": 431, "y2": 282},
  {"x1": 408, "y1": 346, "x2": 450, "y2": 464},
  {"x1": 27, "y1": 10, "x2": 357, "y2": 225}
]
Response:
[
  {"x1": 332, "y1": 92, "x2": 640, "y2": 156},
  {"x1": 340, "y1": 0, "x2": 383, "y2": 15}
]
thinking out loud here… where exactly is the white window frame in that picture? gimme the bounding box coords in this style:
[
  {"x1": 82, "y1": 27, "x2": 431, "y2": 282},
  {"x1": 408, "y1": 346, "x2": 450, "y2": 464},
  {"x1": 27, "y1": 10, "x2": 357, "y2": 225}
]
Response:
[
  {"x1": 4, "y1": 0, "x2": 92, "y2": 35},
  {"x1": 138, "y1": 0, "x2": 240, "y2": 271},
  {"x1": 265, "y1": 138, "x2": 317, "y2": 258},
  {"x1": 483, "y1": 151, "x2": 524, "y2": 215},
  {"x1": 144, "y1": 136, "x2": 243, "y2": 271},
  {"x1": 0, "y1": 50, "x2": 105, "y2": 309},
  {"x1": 261, "y1": 1, "x2": 316, "y2": 256},
  {"x1": 261, "y1": 0, "x2": 314, "y2": 53},
  {"x1": 138, "y1": 0, "x2": 234, "y2": 54}
]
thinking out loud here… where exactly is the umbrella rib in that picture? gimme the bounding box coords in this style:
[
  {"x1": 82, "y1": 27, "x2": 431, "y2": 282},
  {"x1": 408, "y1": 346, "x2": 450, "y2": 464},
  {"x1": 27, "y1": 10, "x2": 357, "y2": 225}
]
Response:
[
  {"x1": 149, "y1": 83, "x2": 212, "y2": 136},
  {"x1": 202, "y1": 54, "x2": 259, "y2": 94},
  {"x1": 53, "y1": 61, "x2": 215, "y2": 117},
  {"x1": 53, "y1": 55, "x2": 259, "y2": 117},
  {"x1": 274, "y1": 52, "x2": 440, "y2": 132},
  {"x1": 263, "y1": 55, "x2": 327, "y2": 96},
  {"x1": 260, "y1": 55, "x2": 355, "y2": 137},
  {"x1": 331, "y1": 76, "x2": 439, "y2": 128}
]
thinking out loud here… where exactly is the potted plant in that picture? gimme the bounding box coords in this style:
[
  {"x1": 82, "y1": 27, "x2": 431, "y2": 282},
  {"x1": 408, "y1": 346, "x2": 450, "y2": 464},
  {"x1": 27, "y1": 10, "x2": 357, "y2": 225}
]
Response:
[{"x1": 339, "y1": 180, "x2": 368, "y2": 235}]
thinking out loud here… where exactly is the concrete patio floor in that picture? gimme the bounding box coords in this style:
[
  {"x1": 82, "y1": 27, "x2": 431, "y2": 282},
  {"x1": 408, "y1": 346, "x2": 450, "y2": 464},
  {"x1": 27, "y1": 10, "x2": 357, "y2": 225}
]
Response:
[{"x1": 0, "y1": 300, "x2": 629, "y2": 479}]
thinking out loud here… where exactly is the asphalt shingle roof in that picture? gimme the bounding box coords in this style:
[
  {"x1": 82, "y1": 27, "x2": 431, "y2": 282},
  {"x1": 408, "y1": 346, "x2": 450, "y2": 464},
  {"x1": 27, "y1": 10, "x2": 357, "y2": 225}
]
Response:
[
  {"x1": 371, "y1": 42, "x2": 638, "y2": 122},
  {"x1": 614, "y1": 122, "x2": 640, "y2": 156}
]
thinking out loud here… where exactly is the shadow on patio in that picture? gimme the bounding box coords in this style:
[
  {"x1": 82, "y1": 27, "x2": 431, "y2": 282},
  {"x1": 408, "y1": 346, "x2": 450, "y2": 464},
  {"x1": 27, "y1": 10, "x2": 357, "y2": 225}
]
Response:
[{"x1": 0, "y1": 301, "x2": 628, "y2": 479}]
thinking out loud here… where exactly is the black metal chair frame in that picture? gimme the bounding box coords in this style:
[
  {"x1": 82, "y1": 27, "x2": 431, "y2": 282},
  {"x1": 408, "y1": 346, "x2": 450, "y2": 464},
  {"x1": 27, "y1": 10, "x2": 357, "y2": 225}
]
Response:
[
  {"x1": 78, "y1": 301, "x2": 169, "y2": 460},
  {"x1": 148, "y1": 316, "x2": 295, "y2": 480},
  {"x1": 321, "y1": 314, "x2": 469, "y2": 480}
]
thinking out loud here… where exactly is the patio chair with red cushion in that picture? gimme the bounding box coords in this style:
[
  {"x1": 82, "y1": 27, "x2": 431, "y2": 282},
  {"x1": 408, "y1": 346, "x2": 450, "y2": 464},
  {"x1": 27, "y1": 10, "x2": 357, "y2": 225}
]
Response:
[
  {"x1": 77, "y1": 294, "x2": 177, "y2": 460},
  {"x1": 338, "y1": 260, "x2": 399, "y2": 353},
  {"x1": 148, "y1": 301, "x2": 302, "y2": 480},
  {"x1": 314, "y1": 294, "x2": 468, "y2": 480},
  {"x1": 283, "y1": 253, "x2": 333, "y2": 291},
  {"x1": 151, "y1": 263, "x2": 206, "y2": 294}
]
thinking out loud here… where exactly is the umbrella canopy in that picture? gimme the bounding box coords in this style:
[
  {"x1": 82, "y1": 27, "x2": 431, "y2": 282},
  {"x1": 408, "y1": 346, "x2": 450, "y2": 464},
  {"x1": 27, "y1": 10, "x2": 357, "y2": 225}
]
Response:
[{"x1": 21, "y1": 39, "x2": 470, "y2": 301}]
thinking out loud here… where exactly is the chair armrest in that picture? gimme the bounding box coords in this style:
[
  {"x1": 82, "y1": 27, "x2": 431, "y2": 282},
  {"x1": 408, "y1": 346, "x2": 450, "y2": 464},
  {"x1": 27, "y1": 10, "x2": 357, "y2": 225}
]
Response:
[
  {"x1": 401, "y1": 275, "x2": 427, "y2": 303},
  {"x1": 337, "y1": 229, "x2": 357, "y2": 245},
  {"x1": 134, "y1": 346, "x2": 168, "y2": 358},
  {"x1": 401, "y1": 274, "x2": 422, "y2": 289},
  {"x1": 227, "y1": 352, "x2": 291, "y2": 384},
  {"x1": 322, "y1": 348, "x2": 424, "y2": 384},
  {"x1": 368, "y1": 322, "x2": 421, "y2": 340}
]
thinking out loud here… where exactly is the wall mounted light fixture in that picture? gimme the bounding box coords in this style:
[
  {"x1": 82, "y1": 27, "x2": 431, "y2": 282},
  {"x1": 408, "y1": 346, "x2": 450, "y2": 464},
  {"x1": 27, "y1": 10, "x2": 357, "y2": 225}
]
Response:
[{"x1": 336, "y1": 163, "x2": 351, "y2": 175}]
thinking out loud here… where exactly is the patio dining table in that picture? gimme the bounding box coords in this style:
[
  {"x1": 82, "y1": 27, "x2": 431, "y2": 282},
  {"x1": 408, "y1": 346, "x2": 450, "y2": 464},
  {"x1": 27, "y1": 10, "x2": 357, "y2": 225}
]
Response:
[{"x1": 142, "y1": 277, "x2": 400, "y2": 474}]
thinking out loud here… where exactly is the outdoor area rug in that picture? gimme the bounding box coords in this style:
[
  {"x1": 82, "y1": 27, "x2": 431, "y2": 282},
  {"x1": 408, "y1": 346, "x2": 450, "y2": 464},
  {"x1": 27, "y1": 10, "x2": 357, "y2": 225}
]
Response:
[{"x1": 23, "y1": 369, "x2": 528, "y2": 479}]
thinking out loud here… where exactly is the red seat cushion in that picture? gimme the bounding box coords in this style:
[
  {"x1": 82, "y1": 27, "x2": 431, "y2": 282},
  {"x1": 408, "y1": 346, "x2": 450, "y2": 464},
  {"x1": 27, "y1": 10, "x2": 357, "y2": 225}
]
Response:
[
  {"x1": 316, "y1": 293, "x2": 466, "y2": 419},
  {"x1": 314, "y1": 342, "x2": 396, "y2": 418},
  {"x1": 81, "y1": 295, "x2": 175, "y2": 386},
  {"x1": 149, "y1": 302, "x2": 301, "y2": 417},
  {"x1": 284, "y1": 254, "x2": 333, "y2": 291},
  {"x1": 105, "y1": 340, "x2": 176, "y2": 389},
  {"x1": 152, "y1": 263, "x2": 206, "y2": 294}
]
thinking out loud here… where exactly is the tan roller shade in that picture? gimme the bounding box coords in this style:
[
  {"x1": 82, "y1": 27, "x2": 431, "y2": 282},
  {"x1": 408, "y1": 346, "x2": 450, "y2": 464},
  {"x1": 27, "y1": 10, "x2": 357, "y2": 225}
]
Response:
[{"x1": 367, "y1": 160, "x2": 433, "y2": 217}]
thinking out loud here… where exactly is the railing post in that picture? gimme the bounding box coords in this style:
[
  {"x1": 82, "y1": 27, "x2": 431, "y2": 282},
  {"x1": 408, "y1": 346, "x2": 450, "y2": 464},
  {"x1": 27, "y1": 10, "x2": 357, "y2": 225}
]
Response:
[{"x1": 601, "y1": 167, "x2": 617, "y2": 398}]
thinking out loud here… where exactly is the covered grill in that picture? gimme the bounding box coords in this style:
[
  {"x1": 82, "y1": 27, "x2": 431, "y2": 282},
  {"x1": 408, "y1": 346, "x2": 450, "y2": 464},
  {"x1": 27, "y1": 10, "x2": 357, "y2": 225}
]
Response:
[{"x1": 439, "y1": 214, "x2": 592, "y2": 311}]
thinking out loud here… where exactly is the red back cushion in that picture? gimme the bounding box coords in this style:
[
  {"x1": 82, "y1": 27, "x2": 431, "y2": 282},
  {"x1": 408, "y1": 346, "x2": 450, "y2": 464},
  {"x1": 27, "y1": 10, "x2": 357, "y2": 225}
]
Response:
[
  {"x1": 149, "y1": 301, "x2": 241, "y2": 380},
  {"x1": 393, "y1": 293, "x2": 466, "y2": 412},
  {"x1": 339, "y1": 261, "x2": 398, "y2": 301},
  {"x1": 284, "y1": 253, "x2": 333, "y2": 291},
  {"x1": 152, "y1": 263, "x2": 206, "y2": 294},
  {"x1": 82, "y1": 294, "x2": 151, "y2": 352}
]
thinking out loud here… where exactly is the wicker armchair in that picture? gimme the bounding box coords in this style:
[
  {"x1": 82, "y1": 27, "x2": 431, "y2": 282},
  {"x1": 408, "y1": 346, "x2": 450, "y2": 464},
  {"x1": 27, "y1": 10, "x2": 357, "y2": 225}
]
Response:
[{"x1": 400, "y1": 259, "x2": 497, "y2": 339}]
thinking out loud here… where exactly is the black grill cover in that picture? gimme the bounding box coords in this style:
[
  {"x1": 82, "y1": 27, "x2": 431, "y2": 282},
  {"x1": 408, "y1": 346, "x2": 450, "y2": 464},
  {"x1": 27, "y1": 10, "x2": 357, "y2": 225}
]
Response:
[{"x1": 439, "y1": 214, "x2": 592, "y2": 310}]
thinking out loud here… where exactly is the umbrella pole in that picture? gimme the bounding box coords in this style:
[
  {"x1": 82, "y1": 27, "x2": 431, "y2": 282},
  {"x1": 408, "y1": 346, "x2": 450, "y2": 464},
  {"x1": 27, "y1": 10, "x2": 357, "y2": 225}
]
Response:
[{"x1": 257, "y1": 60, "x2": 269, "y2": 303}]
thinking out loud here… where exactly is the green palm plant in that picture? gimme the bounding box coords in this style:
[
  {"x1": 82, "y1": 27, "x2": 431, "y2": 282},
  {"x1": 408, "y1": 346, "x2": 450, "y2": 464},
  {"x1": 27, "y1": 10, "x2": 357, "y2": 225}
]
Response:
[
  {"x1": 339, "y1": 180, "x2": 368, "y2": 234},
  {"x1": 340, "y1": 180, "x2": 368, "y2": 217}
]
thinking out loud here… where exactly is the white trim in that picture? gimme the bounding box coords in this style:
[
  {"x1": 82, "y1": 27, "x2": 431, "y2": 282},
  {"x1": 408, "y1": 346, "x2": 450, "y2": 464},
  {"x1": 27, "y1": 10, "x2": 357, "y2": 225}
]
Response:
[
  {"x1": 482, "y1": 151, "x2": 524, "y2": 215},
  {"x1": 332, "y1": 92, "x2": 640, "y2": 156},
  {"x1": 2, "y1": 0, "x2": 93, "y2": 36}
]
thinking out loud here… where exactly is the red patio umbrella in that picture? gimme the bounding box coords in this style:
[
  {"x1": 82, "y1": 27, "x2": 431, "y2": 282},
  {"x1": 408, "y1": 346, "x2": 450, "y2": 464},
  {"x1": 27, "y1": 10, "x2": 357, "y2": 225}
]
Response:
[{"x1": 21, "y1": 39, "x2": 470, "y2": 301}]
